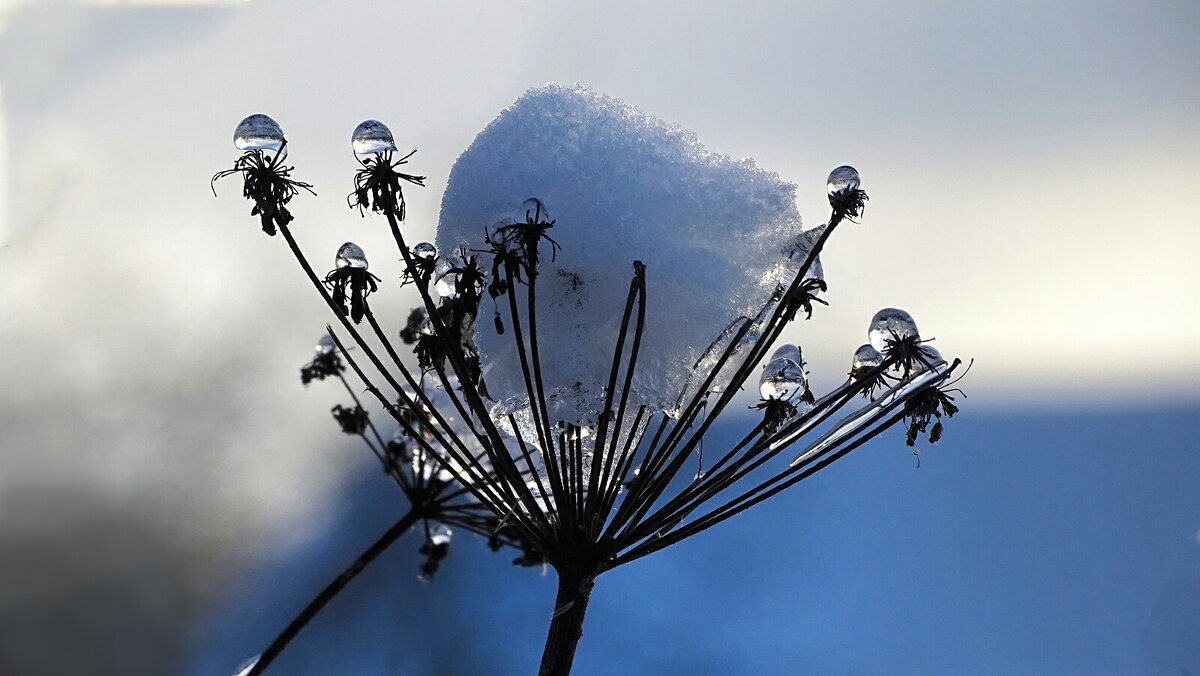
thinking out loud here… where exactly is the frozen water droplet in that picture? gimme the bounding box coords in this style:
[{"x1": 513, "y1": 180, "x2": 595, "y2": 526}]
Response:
[
  {"x1": 232, "y1": 655, "x2": 260, "y2": 676},
  {"x1": 850, "y1": 344, "x2": 884, "y2": 378},
  {"x1": 412, "y1": 241, "x2": 437, "y2": 260},
  {"x1": 315, "y1": 333, "x2": 336, "y2": 356},
  {"x1": 336, "y1": 242, "x2": 368, "y2": 270},
  {"x1": 826, "y1": 165, "x2": 860, "y2": 196},
  {"x1": 868, "y1": 307, "x2": 919, "y2": 352},
  {"x1": 769, "y1": 343, "x2": 802, "y2": 364},
  {"x1": 430, "y1": 524, "x2": 453, "y2": 546},
  {"x1": 520, "y1": 197, "x2": 550, "y2": 224},
  {"x1": 234, "y1": 114, "x2": 284, "y2": 153},
  {"x1": 418, "y1": 315, "x2": 436, "y2": 336},
  {"x1": 351, "y1": 119, "x2": 397, "y2": 156},
  {"x1": 917, "y1": 344, "x2": 943, "y2": 365},
  {"x1": 759, "y1": 357, "x2": 807, "y2": 401},
  {"x1": 433, "y1": 259, "x2": 458, "y2": 298},
  {"x1": 563, "y1": 425, "x2": 592, "y2": 442}
]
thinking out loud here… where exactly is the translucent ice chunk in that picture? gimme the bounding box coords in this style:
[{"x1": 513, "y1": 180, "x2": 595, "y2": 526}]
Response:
[
  {"x1": 917, "y1": 344, "x2": 944, "y2": 366},
  {"x1": 315, "y1": 333, "x2": 336, "y2": 356},
  {"x1": 785, "y1": 366, "x2": 943, "y2": 464},
  {"x1": 437, "y1": 84, "x2": 817, "y2": 426},
  {"x1": 233, "y1": 114, "x2": 284, "y2": 153},
  {"x1": 351, "y1": 119, "x2": 398, "y2": 156},
  {"x1": 826, "y1": 165, "x2": 860, "y2": 196},
  {"x1": 433, "y1": 259, "x2": 457, "y2": 299},
  {"x1": 430, "y1": 524, "x2": 453, "y2": 546},
  {"x1": 850, "y1": 343, "x2": 883, "y2": 378},
  {"x1": 518, "y1": 197, "x2": 551, "y2": 224},
  {"x1": 412, "y1": 241, "x2": 437, "y2": 260},
  {"x1": 759, "y1": 357, "x2": 807, "y2": 401},
  {"x1": 335, "y1": 242, "x2": 368, "y2": 270},
  {"x1": 769, "y1": 343, "x2": 802, "y2": 364},
  {"x1": 868, "y1": 307, "x2": 918, "y2": 352}
]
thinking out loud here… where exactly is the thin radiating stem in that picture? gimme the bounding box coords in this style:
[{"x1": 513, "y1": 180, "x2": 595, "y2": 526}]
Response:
[{"x1": 245, "y1": 509, "x2": 423, "y2": 676}]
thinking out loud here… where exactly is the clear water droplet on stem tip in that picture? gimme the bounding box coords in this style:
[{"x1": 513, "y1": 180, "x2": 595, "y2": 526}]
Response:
[
  {"x1": 233, "y1": 114, "x2": 285, "y2": 153},
  {"x1": 336, "y1": 242, "x2": 369, "y2": 269},
  {"x1": 918, "y1": 344, "x2": 943, "y2": 365},
  {"x1": 520, "y1": 197, "x2": 550, "y2": 224},
  {"x1": 769, "y1": 343, "x2": 802, "y2": 365},
  {"x1": 759, "y1": 357, "x2": 807, "y2": 401},
  {"x1": 826, "y1": 165, "x2": 860, "y2": 196},
  {"x1": 430, "y1": 524, "x2": 453, "y2": 546},
  {"x1": 315, "y1": 333, "x2": 336, "y2": 355},
  {"x1": 850, "y1": 344, "x2": 883, "y2": 378},
  {"x1": 867, "y1": 307, "x2": 919, "y2": 352},
  {"x1": 433, "y1": 259, "x2": 458, "y2": 298},
  {"x1": 351, "y1": 119, "x2": 398, "y2": 156},
  {"x1": 412, "y1": 241, "x2": 437, "y2": 260}
]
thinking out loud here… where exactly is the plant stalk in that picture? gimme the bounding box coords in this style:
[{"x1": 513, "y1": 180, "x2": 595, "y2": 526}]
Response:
[
  {"x1": 246, "y1": 509, "x2": 423, "y2": 675},
  {"x1": 537, "y1": 570, "x2": 597, "y2": 676}
]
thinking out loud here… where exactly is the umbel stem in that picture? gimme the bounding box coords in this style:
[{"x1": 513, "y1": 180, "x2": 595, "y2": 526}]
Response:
[
  {"x1": 215, "y1": 123, "x2": 960, "y2": 675},
  {"x1": 538, "y1": 570, "x2": 597, "y2": 676},
  {"x1": 246, "y1": 509, "x2": 423, "y2": 676}
]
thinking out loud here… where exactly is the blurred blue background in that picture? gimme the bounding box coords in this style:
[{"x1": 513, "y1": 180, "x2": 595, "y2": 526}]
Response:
[
  {"x1": 185, "y1": 407, "x2": 1200, "y2": 675},
  {"x1": 0, "y1": 1, "x2": 1196, "y2": 674}
]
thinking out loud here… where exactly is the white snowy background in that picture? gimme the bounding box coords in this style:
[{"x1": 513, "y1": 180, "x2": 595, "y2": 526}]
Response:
[{"x1": 0, "y1": 1, "x2": 1197, "y2": 674}]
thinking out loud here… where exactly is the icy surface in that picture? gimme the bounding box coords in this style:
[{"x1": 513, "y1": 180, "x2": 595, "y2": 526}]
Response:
[
  {"x1": 314, "y1": 333, "x2": 336, "y2": 356},
  {"x1": 758, "y1": 356, "x2": 807, "y2": 401},
  {"x1": 769, "y1": 344, "x2": 802, "y2": 365},
  {"x1": 437, "y1": 84, "x2": 822, "y2": 426},
  {"x1": 335, "y1": 242, "x2": 368, "y2": 270},
  {"x1": 850, "y1": 343, "x2": 883, "y2": 378},
  {"x1": 868, "y1": 307, "x2": 919, "y2": 352},
  {"x1": 412, "y1": 241, "x2": 437, "y2": 260},
  {"x1": 826, "y1": 165, "x2": 860, "y2": 196},
  {"x1": 429, "y1": 524, "x2": 453, "y2": 546},
  {"x1": 351, "y1": 119, "x2": 397, "y2": 156},
  {"x1": 233, "y1": 114, "x2": 284, "y2": 153}
]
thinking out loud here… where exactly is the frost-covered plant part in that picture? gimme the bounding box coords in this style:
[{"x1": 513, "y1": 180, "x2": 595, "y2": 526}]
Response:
[
  {"x1": 215, "y1": 84, "x2": 967, "y2": 676},
  {"x1": 437, "y1": 85, "x2": 823, "y2": 426}
]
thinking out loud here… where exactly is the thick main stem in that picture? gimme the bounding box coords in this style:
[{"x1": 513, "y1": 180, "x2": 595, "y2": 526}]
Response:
[{"x1": 537, "y1": 570, "x2": 597, "y2": 676}]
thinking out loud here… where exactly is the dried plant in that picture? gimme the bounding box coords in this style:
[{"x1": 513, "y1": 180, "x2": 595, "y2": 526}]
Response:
[{"x1": 214, "y1": 101, "x2": 964, "y2": 675}]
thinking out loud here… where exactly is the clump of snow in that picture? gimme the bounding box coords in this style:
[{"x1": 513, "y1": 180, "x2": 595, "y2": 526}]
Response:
[{"x1": 436, "y1": 84, "x2": 821, "y2": 427}]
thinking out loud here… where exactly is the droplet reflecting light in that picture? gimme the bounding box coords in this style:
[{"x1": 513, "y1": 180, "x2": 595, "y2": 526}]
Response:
[
  {"x1": 520, "y1": 197, "x2": 550, "y2": 224},
  {"x1": 233, "y1": 114, "x2": 285, "y2": 153},
  {"x1": 413, "y1": 241, "x2": 437, "y2": 260},
  {"x1": 351, "y1": 119, "x2": 398, "y2": 156},
  {"x1": 759, "y1": 357, "x2": 807, "y2": 401},
  {"x1": 430, "y1": 524, "x2": 453, "y2": 546},
  {"x1": 336, "y1": 242, "x2": 369, "y2": 270},
  {"x1": 315, "y1": 333, "x2": 336, "y2": 356},
  {"x1": 826, "y1": 165, "x2": 860, "y2": 196},
  {"x1": 850, "y1": 344, "x2": 883, "y2": 378},
  {"x1": 868, "y1": 307, "x2": 919, "y2": 352}
]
